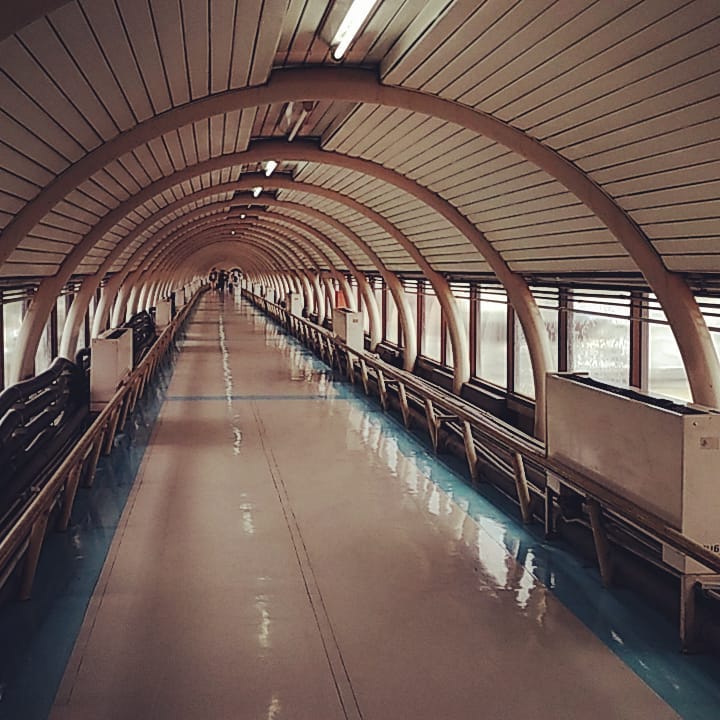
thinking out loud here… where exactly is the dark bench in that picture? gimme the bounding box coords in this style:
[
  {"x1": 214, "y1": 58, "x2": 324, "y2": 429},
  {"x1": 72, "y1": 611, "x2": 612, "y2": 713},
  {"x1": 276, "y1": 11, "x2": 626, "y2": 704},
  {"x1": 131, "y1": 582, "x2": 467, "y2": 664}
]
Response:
[
  {"x1": 123, "y1": 310, "x2": 157, "y2": 366},
  {"x1": 0, "y1": 358, "x2": 89, "y2": 534}
]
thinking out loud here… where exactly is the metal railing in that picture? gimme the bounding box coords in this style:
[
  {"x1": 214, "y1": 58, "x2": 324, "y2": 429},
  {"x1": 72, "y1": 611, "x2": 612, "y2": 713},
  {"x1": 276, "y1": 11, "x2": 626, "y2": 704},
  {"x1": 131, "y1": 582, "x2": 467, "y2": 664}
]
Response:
[
  {"x1": 0, "y1": 289, "x2": 203, "y2": 600},
  {"x1": 248, "y1": 291, "x2": 720, "y2": 649}
]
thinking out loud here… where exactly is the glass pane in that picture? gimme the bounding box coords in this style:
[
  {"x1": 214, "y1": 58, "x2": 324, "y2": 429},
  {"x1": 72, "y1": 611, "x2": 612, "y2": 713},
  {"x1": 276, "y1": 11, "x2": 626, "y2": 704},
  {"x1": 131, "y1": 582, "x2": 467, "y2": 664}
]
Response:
[
  {"x1": 477, "y1": 288, "x2": 507, "y2": 388},
  {"x1": 568, "y1": 293, "x2": 630, "y2": 386},
  {"x1": 422, "y1": 287, "x2": 441, "y2": 361},
  {"x1": 447, "y1": 283, "x2": 470, "y2": 369},
  {"x1": 648, "y1": 300, "x2": 690, "y2": 401},
  {"x1": 57, "y1": 294, "x2": 67, "y2": 343},
  {"x1": 385, "y1": 287, "x2": 398, "y2": 345},
  {"x1": 514, "y1": 290, "x2": 558, "y2": 398},
  {"x1": 35, "y1": 315, "x2": 52, "y2": 374},
  {"x1": 3, "y1": 300, "x2": 25, "y2": 388},
  {"x1": 401, "y1": 280, "x2": 418, "y2": 349}
]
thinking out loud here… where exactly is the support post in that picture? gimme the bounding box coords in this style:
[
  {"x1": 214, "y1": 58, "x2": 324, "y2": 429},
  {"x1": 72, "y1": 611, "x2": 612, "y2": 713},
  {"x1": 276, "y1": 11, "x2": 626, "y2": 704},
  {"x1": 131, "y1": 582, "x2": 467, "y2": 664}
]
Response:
[
  {"x1": 587, "y1": 498, "x2": 613, "y2": 587},
  {"x1": 512, "y1": 452, "x2": 532, "y2": 524},
  {"x1": 20, "y1": 511, "x2": 51, "y2": 600},
  {"x1": 462, "y1": 421, "x2": 479, "y2": 482}
]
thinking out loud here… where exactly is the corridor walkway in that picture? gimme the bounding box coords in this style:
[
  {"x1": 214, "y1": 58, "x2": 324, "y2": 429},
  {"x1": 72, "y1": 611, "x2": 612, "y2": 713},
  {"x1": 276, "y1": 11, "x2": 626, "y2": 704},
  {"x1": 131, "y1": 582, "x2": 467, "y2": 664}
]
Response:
[{"x1": 49, "y1": 295, "x2": 679, "y2": 719}]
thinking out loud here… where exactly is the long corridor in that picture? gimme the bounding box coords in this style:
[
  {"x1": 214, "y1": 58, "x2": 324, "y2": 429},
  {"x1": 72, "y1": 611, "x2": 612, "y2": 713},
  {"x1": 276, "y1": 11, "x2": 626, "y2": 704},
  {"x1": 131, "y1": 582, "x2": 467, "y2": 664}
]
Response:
[{"x1": 49, "y1": 295, "x2": 681, "y2": 720}]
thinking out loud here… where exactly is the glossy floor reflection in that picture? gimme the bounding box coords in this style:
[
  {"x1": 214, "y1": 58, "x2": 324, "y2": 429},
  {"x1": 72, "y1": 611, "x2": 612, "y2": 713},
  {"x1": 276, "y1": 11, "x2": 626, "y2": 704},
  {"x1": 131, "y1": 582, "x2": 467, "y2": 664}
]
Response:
[{"x1": 29, "y1": 295, "x2": 718, "y2": 718}]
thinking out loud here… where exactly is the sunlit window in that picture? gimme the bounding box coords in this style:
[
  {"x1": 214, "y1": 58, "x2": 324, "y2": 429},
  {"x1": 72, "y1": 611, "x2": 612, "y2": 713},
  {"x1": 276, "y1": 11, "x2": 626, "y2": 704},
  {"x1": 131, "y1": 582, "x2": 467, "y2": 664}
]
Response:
[
  {"x1": 446, "y1": 283, "x2": 470, "y2": 369},
  {"x1": 647, "y1": 296, "x2": 690, "y2": 401},
  {"x1": 3, "y1": 299, "x2": 25, "y2": 388},
  {"x1": 385, "y1": 286, "x2": 398, "y2": 345},
  {"x1": 515, "y1": 288, "x2": 558, "y2": 398},
  {"x1": 57, "y1": 294, "x2": 68, "y2": 347},
  {"x1": 35, "y1": 314, "x2": 52, "y2": 374},
  {"x1": 421, "y1": 284, "x2": 441, "y2": 361},
  {"x1": 475, "y1": 285, "x2": 507, "y2": 389},
  {"x1": 401, "y1": 280, "x2": 418, "y2": 349},
  {"x1": 569, "y1": 290, "x2": 630, "y2": 386}
]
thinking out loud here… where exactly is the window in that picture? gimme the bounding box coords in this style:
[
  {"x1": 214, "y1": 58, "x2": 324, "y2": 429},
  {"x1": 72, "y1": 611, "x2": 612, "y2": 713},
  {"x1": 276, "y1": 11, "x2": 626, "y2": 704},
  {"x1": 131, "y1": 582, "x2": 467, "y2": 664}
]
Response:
[
  {"x1": 385, "y1": 285, "x2": 399, "y2": 345},
  {"x1": 421, "y1": 284, "x2": 441, "y2": 361},
  {"x1": 568, "y1": 290, "x2": 630, "y2": 386},
  {"x1": 35, "y1": 313, "x2": 52, "y2": 374},
  {"x1": 514, "y1": 288, "x2": 558, "y2": 398},
  {"x1": 3, "y1": 298, "x2": 25, "y2": 388},
  {"x1": 445, "y1": 283, "x2": 470, "y2": 368},
  {"x1": 401, "y1": 280, "x2": 418, "y2": 349},
  {"x1": 475, "y1": 285, "x2": 507, "y2": 388},
  {"x1": 647, "y1": 296, "x2": 690, "y2": 401},
  {"x1": 57, "y1": 293, "x2": 68, "y2": 348}
]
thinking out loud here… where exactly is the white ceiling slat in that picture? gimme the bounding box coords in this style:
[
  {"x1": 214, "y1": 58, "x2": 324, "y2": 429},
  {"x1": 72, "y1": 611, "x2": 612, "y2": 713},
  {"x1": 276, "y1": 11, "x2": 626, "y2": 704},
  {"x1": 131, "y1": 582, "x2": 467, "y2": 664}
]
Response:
[
  {"x1": 1, "y1": 261, "x2": 58, "y2": 277},
  {"x1": 0, "y1": 72, "x2": 82, "y2": 166},
  {"x1": 180, "y1": 0, "x2": 209, "y2": 100},
  {"x1": 50, "y1": 3, "x2": 135, "y2": 132},
  {"x1": 508, "y1": 257, "x2": 633, "y2": 274},
  {"x1": 574, "y1": 118, "x2": 720, "y2": 170},
  {"x1": 39, "y1": 211, "x2": 91, "y2": 236},
  {"x1": 472, "y1": 3, "x2": 628, "y2": 113},
  {"x1": 149, "y1": 0, "x2": 189, "y2": 106},
  {"x1": 507, "y1": 4, "x2": 719, "y2": 130},
  {"x1": 162, "y1": 130, "x2": 187, "y2": 172},
  {"x1": 105, "y1": 159, "x2": 142, "y2": 197},
  {"x1": 458, "y1": 3, "x2": 592, "y2": 109},
  {"x1": 19, "y1": 19, "x2": 118, "y2": 143},
  {"x1": 81, "y1": 0, "x2": 154, "y2": 123},
  {"x1": 231, "y1": 111, "x2": 253, "y2": 154},
  {"x1": 620, "y1": 180, "x2": 720, "y2": 211},
  {"x1": 209, "y1": 0, "x2": 236, "y2": 94},
  {"x1": 118, "y1": 150, "x2": 154, "y2": 187},
  {"x1": 249, "y1": 0, "x2": 286, "y2": 86},
  {"x1": 0, "y1": 111, "x2": 66, "y2": 175},
  {"x1": 229, "y1": 0, "x2": 262, "y2": 88},
  {"x1": 92, "y1": 168, "x2": 130, "y2": 204},
  {"x1": 607, "y1": 162, "x2": 720, "y2": 197},
  {"x1": 21, "y1": 235, "x2": 74, "y2": 253},
  {"x1": 0, "y1": 141, "x2": 53, "y2": 189},
  {"x1": 209, "y1": 115, "x2": 225, "y2": 158},
  {"x1": 0, "y1": 43, "x2": 91, "y2": 160},
  {"x1": 117, "y1": 0, "x2": 172, "y2": 114},
  {"x1": 632, "y1": 200, "x2": 720, "y2": 225},
  {"x1": 380, "y1": 0, "x2": 458, "y2": 82},
  {"x1": 527, "y1": 40, "x2": 720, "y2": 143},
  {"x1": 194, "y1": 120, "x2": 211, "y2": 164},
  {"x1": 593, "y1": 139, "x2": 720, "y2": 184}
]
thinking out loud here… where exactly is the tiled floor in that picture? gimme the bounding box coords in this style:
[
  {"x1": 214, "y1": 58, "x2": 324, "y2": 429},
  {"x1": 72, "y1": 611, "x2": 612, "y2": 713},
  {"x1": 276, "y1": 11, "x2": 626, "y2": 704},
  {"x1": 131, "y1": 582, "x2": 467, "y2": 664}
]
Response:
[{"x1": 49, "y1": 295, "x2": 681, "y2": 719}]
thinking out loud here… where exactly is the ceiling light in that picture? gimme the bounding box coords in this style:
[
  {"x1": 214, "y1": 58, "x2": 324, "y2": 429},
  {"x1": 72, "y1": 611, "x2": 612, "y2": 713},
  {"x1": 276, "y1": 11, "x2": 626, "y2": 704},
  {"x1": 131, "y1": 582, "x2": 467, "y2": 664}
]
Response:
[
  {"x1": 231, "y1": 230, "x2": 236, "y2": 235},
  {"x1": 252, "y1": 186, "x2": 262, "y2": 198},
  {"x1": 240, "y1": 213, "x2": 246, "y2": 219},
  {"x1": 331, "y1": 0, "x2": 379, "y2": 60},
  {"x1": 264, "y1": 160, "x2": 278, "y2": 177}
]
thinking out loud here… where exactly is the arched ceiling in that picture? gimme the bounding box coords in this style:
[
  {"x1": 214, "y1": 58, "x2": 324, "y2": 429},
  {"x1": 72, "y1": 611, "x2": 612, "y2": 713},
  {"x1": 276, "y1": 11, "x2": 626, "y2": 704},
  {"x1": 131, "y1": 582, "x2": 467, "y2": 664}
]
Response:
[{"x1": 0, "y1": 0, "x2": 718, "y2": 285}]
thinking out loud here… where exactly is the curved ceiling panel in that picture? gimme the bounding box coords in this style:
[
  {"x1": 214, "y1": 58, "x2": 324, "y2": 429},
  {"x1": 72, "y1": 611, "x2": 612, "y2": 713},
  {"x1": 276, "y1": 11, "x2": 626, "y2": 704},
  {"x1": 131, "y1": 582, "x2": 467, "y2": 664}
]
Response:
[{"x1": 0, "y1": 0, "x2": 718, "y2": 286}]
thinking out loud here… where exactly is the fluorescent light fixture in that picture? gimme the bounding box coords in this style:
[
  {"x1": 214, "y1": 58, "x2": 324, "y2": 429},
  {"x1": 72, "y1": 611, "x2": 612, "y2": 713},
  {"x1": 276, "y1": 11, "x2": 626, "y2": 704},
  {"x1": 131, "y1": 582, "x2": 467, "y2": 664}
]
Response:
[
  {"x1": 252, "y1": 186, "x2": 262, "y2": 198},
  {"x1": 331, "y1": 0, "x2": 379, "y2": 60},
  {"x1": 240, "y1": 213, "x2": 246, "y2": 219},
  {"x1": 264, "y1": 160, "x2": 278, "y2": 177}
]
